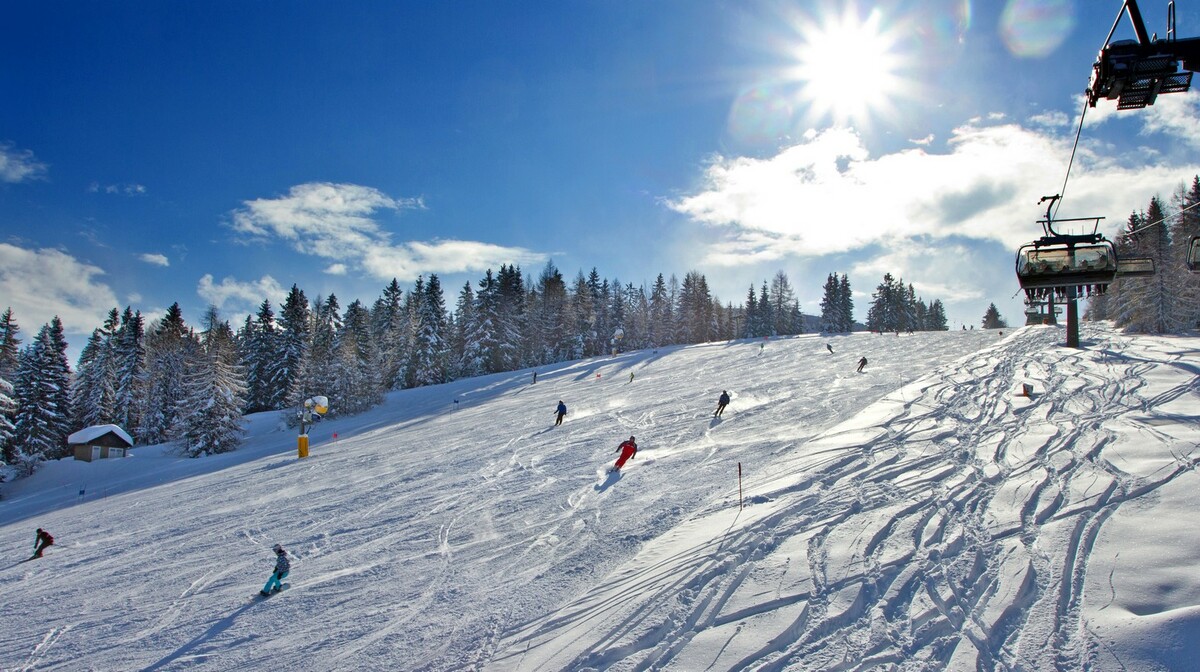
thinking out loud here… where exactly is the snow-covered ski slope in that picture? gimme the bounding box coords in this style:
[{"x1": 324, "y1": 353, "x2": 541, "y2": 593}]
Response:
[{"x1": 2, "y1": 324, "x2": 1198, "y2": 671}]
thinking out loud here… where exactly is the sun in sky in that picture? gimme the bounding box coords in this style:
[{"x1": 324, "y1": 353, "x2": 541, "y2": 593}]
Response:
[{"x1": 786, "y1": 4, "x2": 909, "y2": 129}]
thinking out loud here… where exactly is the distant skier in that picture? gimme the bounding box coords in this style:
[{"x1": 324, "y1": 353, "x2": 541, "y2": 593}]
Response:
[
  {"x1": 826, "y1": 343, "x2": 834, "y2": 354},
  {"x1": 714, "y1": 390, "x2": 730, "y2": 417},
  {"x1": 555, "y1": 400, "x2": 567, "y2": 426},
  {"x1": 532, "y1": 371, "x2": 537, "y2": 384},
  {"x1": 856, "y1": 357, "x2": 868, "y2": 373},
  {"x1": 260, "y1": 544, "x2": 290, "y2": 596},
  {"x1": 629, "y1": 372, "x2": 635, "y2": 384},
  {"x1": 612, "y1": 436, "x2": 638, "y2": 472},
  {"x1": 32, "y1": 528, "x2": 54, "y2": 558}
]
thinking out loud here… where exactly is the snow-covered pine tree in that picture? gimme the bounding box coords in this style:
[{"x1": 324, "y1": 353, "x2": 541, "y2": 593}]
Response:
[
  {"x1": 744, "y1": 284, "x2": 759, "y2": 338},
  {"x1": 137, "y1": 303, "x2": 195, "y2": 445},
  {"x1": 770, "y1": 271, "x2": 798, "y2": 335},
  {"x1": 173, "y1": 307, "x2": 246, "y2": 457},
  {"x1": 1106, "y1": 210, "x2": 1144, "y2": 328},
  {"x1": 241, "y1": 299, "x2": 286, "y2": 413},
  {"x1": 0, "y1": 309, "x2": 18, "y2": 470},
  {"x1": 72, "y1": 310, "x2": 120, "y2": 430},
  {"x1": 819, "y1": 273, "x2": 840, "y2": 332},
  {"x1": 468, "y1": 269, "x2": 501, "y2": 375},
  {"x1": 528, "y1": 261, "x2": 570, "y2": 364},
  {"x1": 452, "y1": 281, "x2": 478, "y2": 378},
  {"x1": 585, "y1": 269, "x2": 607, "y2": 356},
  {"x1": 837, "y1": 274, "x2": 854, "y2": 332},
  {"x1": 1116, "y1": 197, "x2": 1172, "y2": 333},
  {"x1": 113, "y1": 307, "x2": 145, "y2": 437},
  {"x1": 278, "y1": 284, "x2": 312, "y2": 400},
  {"x1": 866, "y1": 273, "x2": 897, "y2": 333},
  {"x1": 300, "y1": 294, "x2": 342, "y2": 407},
  {"x1": 926, "y1": 299, "x2": 949, "y2": 331},
  {"x1": 370, "y1": 279, "x2": 407, "y2": 391},
  {"x1": 648, "y1": 274, "x2": 671, "y2": 348},
  {"x1": 624, "y1": 282, "x2": 650, "y2": 350},
  {"x1": 411, "y1": 275, "x2": 450, "y2": 386},
  {"x1": 333, "y1": 299, "x2": 382, "y2": 414},
  {"x1": 678, "y1": 271, "x2": 714, "y2": 344},
  {"x1": 12, "y1": 317, "x2": 74, "y2": 466},
  {"x1": 496, "y1": 265, "x2": 526, "y2": 370},
  {"x1": 568, "y1": 271, "x2": 593, "y2": 359},
  {"x1": 901, "y1": 284, "x2": 919, "y2": 332},
  {"x1": 1170, "y1": 177, "x2": 1200, "y2": 329},
  {"x1": 981, "y1": 303, "x2": 1008, "y2": 329},
  {"x1": 0, "y1": 308, "x2": 20, "y2": 384}
]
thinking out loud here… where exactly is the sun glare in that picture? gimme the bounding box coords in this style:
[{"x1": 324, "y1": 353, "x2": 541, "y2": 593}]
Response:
[{"x1": 788, "y1": 5, "x2": 906, "y2": 129}]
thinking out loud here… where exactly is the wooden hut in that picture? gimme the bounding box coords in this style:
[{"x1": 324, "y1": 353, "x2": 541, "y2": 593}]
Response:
[{"x1": 69, "y1": 425, "x2": 134, "y2": 462}]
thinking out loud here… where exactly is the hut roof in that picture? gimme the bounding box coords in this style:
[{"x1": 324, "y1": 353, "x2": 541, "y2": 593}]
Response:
[{"x1": 67, "y1": 424, "x2": 134, "y2": 448}]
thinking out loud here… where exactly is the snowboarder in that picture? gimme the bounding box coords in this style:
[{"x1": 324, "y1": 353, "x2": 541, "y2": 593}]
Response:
[
  {"x1": 555, "y1": 400, "x2": 567, "y2": 426},
  {"x1": 32, "y1": 528, "x2": 53, "y2": 558},
  {"x1": 612, "y1": 436, "x2": 638, "y2": 472},
  {"x1": 826, "y1": 343, "x2": 834, "y2": 354},
  {"x1": 856, "y1": 357, "x2": 868, "y2": 373},
  {"x1": 714, "y1": 390, "x2": 730, "y2": 417},
  {"x1": 260, "y1": 544, "x2": 290, "y2": 596}
]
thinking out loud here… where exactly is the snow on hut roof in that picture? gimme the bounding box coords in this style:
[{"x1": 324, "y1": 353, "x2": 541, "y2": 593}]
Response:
[{"x1": 68, "y1": 424, "x2": 134, "y2": 447}]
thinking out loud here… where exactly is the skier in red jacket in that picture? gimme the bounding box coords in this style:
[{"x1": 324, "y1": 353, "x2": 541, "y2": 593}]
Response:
[{"x1": 612, "y1": 436, "x2": 638, "y2": 472}]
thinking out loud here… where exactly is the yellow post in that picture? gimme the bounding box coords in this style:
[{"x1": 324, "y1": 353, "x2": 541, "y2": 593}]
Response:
[{"x1": 298, "y1": 434, "x2": 309, "y2": 459}]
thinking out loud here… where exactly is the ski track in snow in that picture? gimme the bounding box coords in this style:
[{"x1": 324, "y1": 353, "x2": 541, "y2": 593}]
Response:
[{"x1": 1, "y1": 325, "x2": 1198, "y2": 671}]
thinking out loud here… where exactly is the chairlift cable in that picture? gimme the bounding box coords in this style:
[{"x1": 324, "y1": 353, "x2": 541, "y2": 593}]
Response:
[{"x1": 1052, "y1": 95, "x2": 1091, "y2": 221}]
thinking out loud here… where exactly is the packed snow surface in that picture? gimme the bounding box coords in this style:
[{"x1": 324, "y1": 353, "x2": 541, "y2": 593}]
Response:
[{"x1": 2, "y1": 324, "x2": 1198, "y2": 671}]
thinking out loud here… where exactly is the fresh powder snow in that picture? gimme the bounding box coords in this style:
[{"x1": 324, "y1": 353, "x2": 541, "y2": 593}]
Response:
[{"x1": 1, "y1": 323, "x2": 1197, "y2": 670}]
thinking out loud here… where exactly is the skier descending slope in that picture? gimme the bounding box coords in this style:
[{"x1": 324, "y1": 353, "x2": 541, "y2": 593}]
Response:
[
  {"x1": 259, "y1": 544, "x2": 290, "y2": 597},
  {"x1": 611, "y1": 436, "x2": 637, "y2": 472},
  {"x1": 31, "y1": 528, "x2": 54, "y2": 559}
]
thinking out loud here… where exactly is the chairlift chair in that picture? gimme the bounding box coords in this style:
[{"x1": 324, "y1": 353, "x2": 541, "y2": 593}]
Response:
[
  {"x1": 1188, "y1": 236, "x2": 1200, "y2": 272},
  {"x1": 1087, "y1": 0, "x2": 1200, "y2": 109}
]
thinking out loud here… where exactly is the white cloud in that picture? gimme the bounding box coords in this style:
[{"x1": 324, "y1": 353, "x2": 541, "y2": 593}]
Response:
[
  {"x1": 139, "y1": 253, "x2": 170, "y2": 267},
  {"x1": 89, "y1": 182, "x2": 147, "y2": 196},
  {"x1": 230, "y1": 182, "x2": 544, "y2": 281},
  {"x1": 1027, "y1": 110, "x2": 1070, "y2": 128},
  {"x1": 667, "y1": 119, "x2": 1200, "y2": 264},
  {"x1": 909, "y1": 134, "x2": 935, "y2": 146},
  {"x1": 0, "y1": 243, "x2": 120, "y2": 334},
  {"x1": 0, "y1": 143, "x2": 48, "y2": 183},
  {"x1": 197, "y1": 274, "x2": 286, "y2": 311}
]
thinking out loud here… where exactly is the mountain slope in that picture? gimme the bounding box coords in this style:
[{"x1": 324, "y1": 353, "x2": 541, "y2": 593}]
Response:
[{"x1": 2, "y1": 325, "x2": 1197, "y2": 671}]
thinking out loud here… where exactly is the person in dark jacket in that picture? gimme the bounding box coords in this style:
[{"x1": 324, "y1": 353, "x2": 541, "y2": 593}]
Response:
[
  {"x1": 714, "y1": 391, "x2": 730, "y2": 417},
  {"x1": 555, "y1": 401, "x2": 567, "y2": 426},
  {"x1": 856, "y1": 356, "x2": 868, "y2": 373},
  {"x1": 612, "y1": 436, "x2": 638, "y2": 472},
  {"x1": 32, "y1": 528, "x2": 54, "y2": 558},
  {"x1": 826, "y1": 343, "x2": 834, "y2": 354},
  {"x1": 261, "y1": 544, "x2": 291, "y2": 596}
]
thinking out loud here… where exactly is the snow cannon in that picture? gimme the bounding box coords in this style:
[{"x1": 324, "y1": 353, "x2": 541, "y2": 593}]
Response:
[
  {"x1": 308, "y1": 396, "x2": 330, "y2": 416},
  {"x1": 297, "y1": 395, "x2": 330, "y2": 459}
]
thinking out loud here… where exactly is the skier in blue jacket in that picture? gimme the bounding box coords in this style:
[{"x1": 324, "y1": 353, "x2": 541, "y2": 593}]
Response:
[
  {"x1": 555, "y1": 401, "x2": 567, "y2": 426},
  {"x1": 260, "y1": 544, "x2": 290, "y2": 596}
]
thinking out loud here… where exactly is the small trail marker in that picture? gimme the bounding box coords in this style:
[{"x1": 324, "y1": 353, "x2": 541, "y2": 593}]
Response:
[{"x1": 738, "y1": 463, "x2": 743, "y2": 510}]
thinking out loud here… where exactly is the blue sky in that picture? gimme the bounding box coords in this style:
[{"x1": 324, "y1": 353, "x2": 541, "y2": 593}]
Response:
[{"x1": 4, "y1": 0, "x2": 1200, "y2": 353}]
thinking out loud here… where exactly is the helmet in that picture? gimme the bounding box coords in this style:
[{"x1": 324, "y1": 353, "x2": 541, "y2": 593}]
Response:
[
  {"x1": 629, "y1": 436, "x2": 635, "y2": 442},
  {"x1": 273, "y1": 543, "x2": 284, "y2": 554}
]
